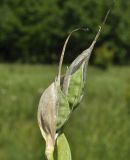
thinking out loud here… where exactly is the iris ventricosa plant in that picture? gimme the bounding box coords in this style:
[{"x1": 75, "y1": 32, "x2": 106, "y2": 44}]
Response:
[{"x1": 37, "y1": 26, "x2": 101, "y2": 160}]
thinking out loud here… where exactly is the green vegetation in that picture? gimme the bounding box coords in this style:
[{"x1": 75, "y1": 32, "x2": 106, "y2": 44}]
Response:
[
  {"x1": 0, "y1": 0, "x2": 130, "y2": 64},
  {"x1": 0, "y1": 64, "x2": 130, "y2": 160}
]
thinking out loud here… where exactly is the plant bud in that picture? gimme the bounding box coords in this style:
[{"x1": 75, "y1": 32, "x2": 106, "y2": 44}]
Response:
[{"x1": 37, "y1": 27, "x2": 101, "y2": 159}]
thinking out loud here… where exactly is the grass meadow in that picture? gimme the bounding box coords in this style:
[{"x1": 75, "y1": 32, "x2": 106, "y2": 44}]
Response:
[{"x1": 0, "y1": 64, "x2": 130, "y2": 160}]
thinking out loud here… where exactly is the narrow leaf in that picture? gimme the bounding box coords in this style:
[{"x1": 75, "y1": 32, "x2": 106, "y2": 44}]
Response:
[
  {"x1": 56, "y1": 133, "x2": 72, "y2": 160},
  {"x1": 56, "y1": 88, "x2": 70, "y2": 131}
]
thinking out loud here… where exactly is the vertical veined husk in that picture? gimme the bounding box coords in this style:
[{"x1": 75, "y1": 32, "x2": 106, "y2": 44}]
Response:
[
  {"x1": 37, "y1": 82, "x2": 58, "y2": 159},
  {"x1": 63, "y1": 26, "x2": 101, "y2": 95},
  {"x1": 59, "y1": 27, "x2": 101, "y2": 110}
]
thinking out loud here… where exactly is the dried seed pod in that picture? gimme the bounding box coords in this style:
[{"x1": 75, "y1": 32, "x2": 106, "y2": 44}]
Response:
[
  {"x1": 37, "y1": 81, "x2": 71, "y2": 158},
  {"x1": 37, "y1": 82, "x2": 57, "y2": 158},
  {"x1": 63, "y1": 26, "x2": 101, "y2": 109}
]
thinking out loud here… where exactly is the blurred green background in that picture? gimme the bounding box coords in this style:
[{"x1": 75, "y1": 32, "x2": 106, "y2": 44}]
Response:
[
  {"x1": 0, "y1": 0, "x2": 130, "y2": 160},
  {"x1": 0, "y1": 65, "x2": 130, "y2": 160}
]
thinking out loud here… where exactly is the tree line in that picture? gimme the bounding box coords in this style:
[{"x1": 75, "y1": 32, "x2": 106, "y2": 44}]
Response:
[{"x1": 0, "y1": 0, "x2": 130, "y2": 66}]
